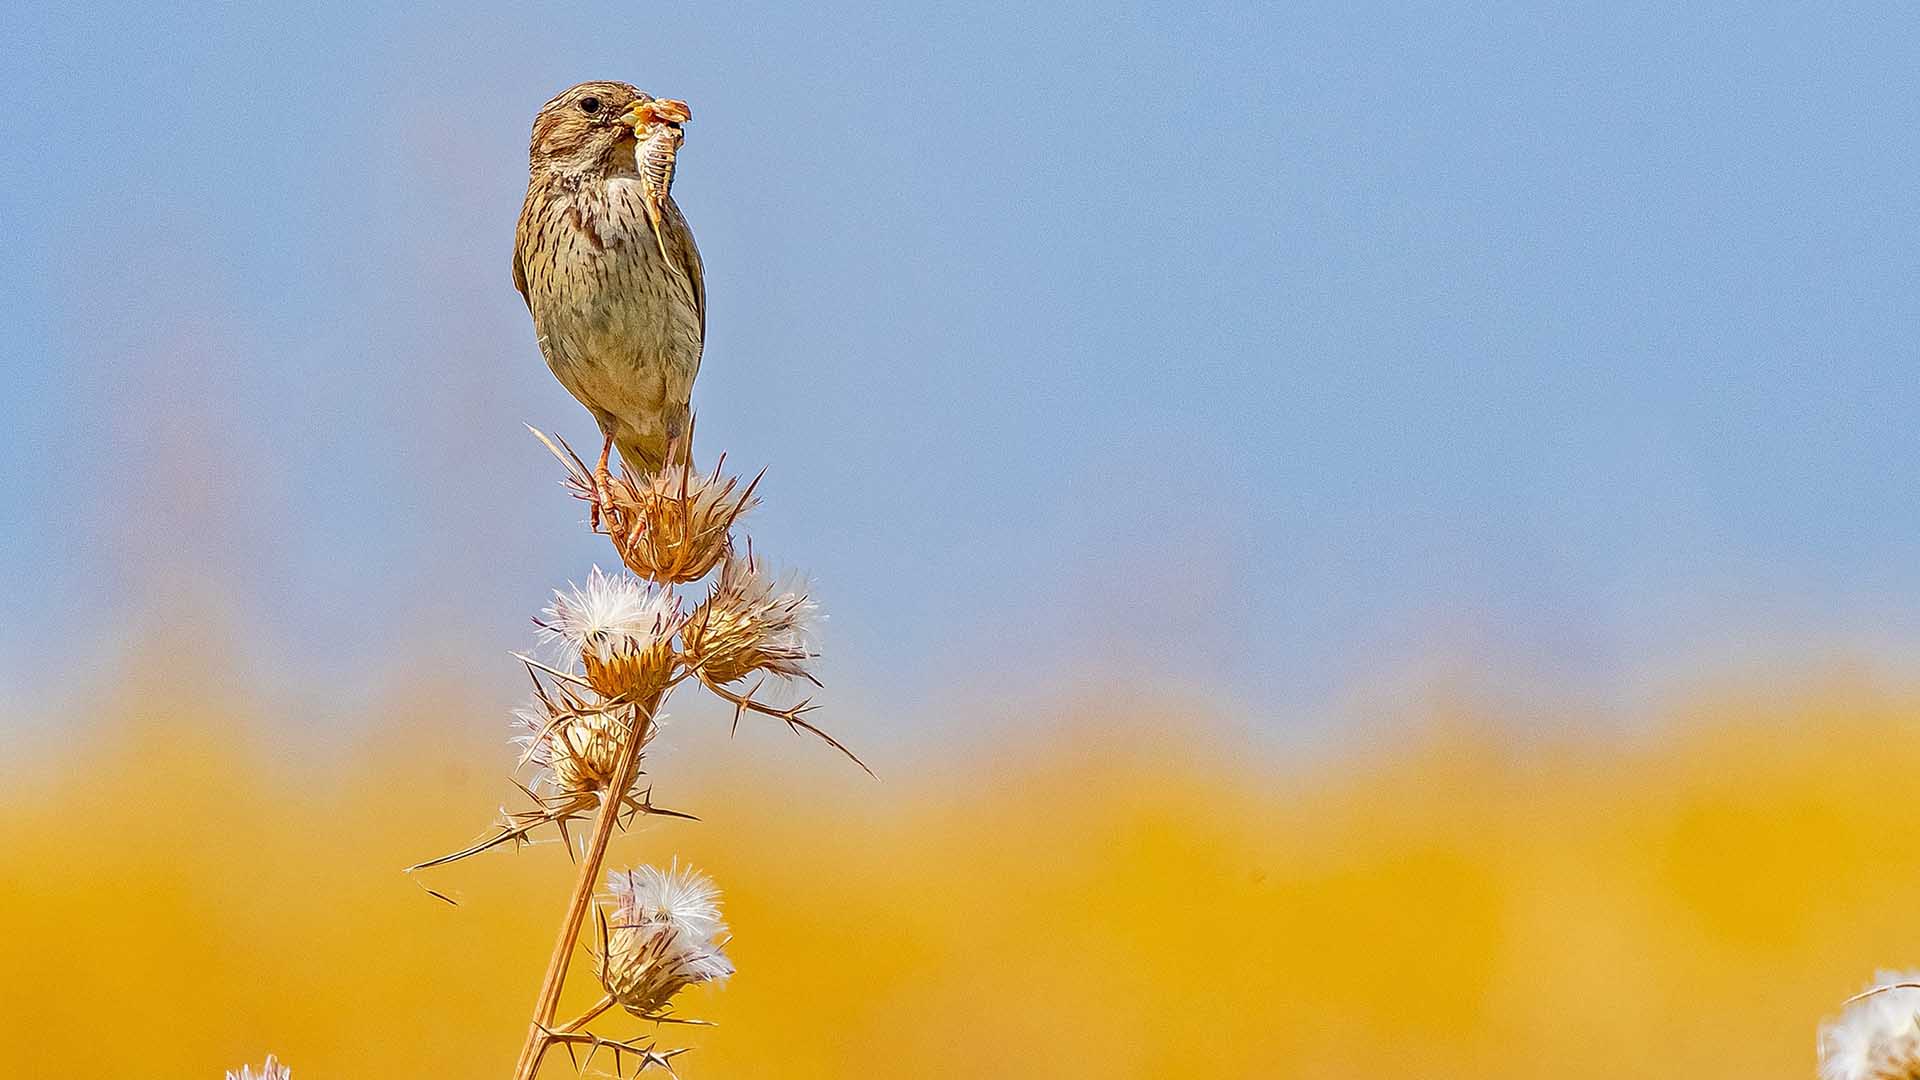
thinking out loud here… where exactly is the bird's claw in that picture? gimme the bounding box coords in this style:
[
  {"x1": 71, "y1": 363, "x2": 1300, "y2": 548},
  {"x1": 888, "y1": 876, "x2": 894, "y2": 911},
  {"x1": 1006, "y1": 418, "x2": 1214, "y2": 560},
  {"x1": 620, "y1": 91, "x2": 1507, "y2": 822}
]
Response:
[{"x1": 592, "y1": 435, "x2": 616, "y2": 532}]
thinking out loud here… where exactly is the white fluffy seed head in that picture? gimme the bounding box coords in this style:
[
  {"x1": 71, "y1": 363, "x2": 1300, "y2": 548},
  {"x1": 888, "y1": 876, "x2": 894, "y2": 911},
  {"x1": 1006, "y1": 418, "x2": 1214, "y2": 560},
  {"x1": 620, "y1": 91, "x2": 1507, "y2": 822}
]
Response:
[
  {"x1": 609, "y1": 862, "x2": 726, "y2": 945},
  {"x1": 597, "y1": 862, "x2": 734, "y2": 1015},
  {"x1": 226, "y1": 1056, "x2": 290, "y2": 1080},
  {"x1": 540, "y1": 566, "x2": 681, "y2": 664},
  {"x1": 1822, "y1": 972, "x2": 1920, "y2": 1080}
]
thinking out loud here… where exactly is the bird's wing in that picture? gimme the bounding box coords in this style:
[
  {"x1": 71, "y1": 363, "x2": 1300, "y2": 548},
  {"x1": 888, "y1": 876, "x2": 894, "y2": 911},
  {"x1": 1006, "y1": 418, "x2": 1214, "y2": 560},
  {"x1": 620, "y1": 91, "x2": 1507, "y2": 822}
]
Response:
[
  {"x1": 664, "y1": 197, "x2": 705, "y2": 337},
  {"x1": 511, "y1": 192, "x2": 537, "y2": 312}
]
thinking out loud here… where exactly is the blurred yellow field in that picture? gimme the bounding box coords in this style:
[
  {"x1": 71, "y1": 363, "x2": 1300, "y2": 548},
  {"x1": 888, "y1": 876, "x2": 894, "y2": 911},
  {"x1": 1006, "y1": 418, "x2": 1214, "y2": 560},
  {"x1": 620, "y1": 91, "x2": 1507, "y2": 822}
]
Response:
[{"x1": 4, "y1": 664, "x2": 1909, "y2": 1077}]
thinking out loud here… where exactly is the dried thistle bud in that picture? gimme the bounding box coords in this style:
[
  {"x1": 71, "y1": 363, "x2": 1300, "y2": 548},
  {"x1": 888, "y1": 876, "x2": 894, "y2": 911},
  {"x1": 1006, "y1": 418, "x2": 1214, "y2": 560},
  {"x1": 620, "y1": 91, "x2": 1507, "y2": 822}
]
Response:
[
  {"x1": 513, "y1": 696, "x2": 655, "y2": 797},
  {"x1": 539, "y1": 567, "x2": 682, "y2": 701},
  {"x1": 1823, "y1": 973, "x2": 1920, "y2": 1080},
  {"x1": 226, "y1": 1057, "x2": 290, "y2": 1080},
  {"x1": 681, "y1": 552, "x2": 818, "y2": 686},
  {"x1": 603, "y1": 459, "x2": 760, "y2": 584},
  {"x1": 596, "y1": 863, "x2": 733, "y2": 1017}
]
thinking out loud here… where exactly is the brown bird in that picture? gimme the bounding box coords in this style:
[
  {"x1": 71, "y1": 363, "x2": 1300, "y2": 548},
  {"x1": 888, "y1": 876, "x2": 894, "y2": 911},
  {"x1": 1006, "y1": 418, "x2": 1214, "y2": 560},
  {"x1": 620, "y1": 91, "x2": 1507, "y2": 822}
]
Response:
[{"x1": 514, "y1": 80, "x2": 703, "y2": 476}]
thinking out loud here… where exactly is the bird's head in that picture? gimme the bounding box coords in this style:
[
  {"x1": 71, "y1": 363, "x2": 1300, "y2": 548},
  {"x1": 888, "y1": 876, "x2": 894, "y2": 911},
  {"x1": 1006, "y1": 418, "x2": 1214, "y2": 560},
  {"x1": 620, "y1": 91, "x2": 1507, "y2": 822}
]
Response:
[{"x1": 528, "y1": 80, "x2": 654, "y2": 179}]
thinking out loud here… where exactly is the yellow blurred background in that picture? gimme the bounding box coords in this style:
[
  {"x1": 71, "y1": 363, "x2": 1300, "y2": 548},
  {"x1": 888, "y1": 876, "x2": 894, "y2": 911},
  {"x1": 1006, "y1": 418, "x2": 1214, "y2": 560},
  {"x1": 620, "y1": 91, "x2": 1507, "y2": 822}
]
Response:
[{"x1": 3, "y1": 651, "x2": 1912, "y2": 1078}]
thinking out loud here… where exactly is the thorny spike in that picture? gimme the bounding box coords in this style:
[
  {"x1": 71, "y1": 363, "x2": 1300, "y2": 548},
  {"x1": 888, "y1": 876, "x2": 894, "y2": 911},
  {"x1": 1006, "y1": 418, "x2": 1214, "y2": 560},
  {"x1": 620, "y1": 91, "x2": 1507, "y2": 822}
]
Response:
[
  {"x1": 629, "y1": 1014, "x2": 715, "y2": 1028},
  {"x1": 625, "y1": 787, "x2": 698, "y2": 822},
  {"x1": 404, "y1": 793, "x2": 595, "y2": 871},
  {"x1": 407, "y1": 777, "x2": 691, "y2": 874},
  {"x1": 410, "y1": 877, "x2": 459, "y2": 906},
  {"x1": 529, "y1": 425, "x2": 592, "y2": 486},
  {"x1": 515, "y1": 652, "x2": 594, "y2": 690},
  {"x1": 537, "y1": 1028, "x2": 687, "y2": 1077},
  {"x1": 701, "y1": 677, "x2": 873, "y2": 776}
]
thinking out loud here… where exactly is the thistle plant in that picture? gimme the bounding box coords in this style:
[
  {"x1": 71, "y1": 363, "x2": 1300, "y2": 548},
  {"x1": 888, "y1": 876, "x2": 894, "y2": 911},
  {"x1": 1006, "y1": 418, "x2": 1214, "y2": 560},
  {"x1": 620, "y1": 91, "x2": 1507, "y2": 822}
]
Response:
[{"x1": 410, "y1": 429, "x2": 863, "y2": 1079}]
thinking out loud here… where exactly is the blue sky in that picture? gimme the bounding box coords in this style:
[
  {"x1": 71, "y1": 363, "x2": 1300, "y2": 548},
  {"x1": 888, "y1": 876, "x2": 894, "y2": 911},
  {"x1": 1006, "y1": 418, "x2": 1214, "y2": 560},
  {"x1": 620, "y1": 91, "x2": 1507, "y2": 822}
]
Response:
[{"x1": 4, "y1": 3, "x2": 1918, "y2": 742}]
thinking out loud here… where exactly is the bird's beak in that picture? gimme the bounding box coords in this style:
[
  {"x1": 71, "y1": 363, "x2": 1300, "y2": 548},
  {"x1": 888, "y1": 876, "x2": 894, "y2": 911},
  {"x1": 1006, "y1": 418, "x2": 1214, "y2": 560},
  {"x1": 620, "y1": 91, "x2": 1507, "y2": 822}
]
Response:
[
  {"x1": 620, "y1": 98, "x2": 692, "y2": 135},
  {"x1": 618, "y1": 100, "x2": 649, "y2": 134}
]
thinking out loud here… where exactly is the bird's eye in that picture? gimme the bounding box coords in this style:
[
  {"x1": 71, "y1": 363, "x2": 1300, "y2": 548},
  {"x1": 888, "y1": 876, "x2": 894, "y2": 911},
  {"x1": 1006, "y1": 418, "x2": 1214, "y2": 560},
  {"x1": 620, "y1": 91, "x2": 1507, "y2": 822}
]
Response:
[{"x1": 578, "y1": 96, "x2": 602, "y2": 114}]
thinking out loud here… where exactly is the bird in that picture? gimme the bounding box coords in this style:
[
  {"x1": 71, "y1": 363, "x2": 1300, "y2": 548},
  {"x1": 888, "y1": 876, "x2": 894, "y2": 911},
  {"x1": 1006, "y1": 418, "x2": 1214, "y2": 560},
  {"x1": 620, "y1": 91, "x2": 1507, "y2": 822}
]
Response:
[{"x1": 514, "y1": 80, "x2": 703, "y2": 477}]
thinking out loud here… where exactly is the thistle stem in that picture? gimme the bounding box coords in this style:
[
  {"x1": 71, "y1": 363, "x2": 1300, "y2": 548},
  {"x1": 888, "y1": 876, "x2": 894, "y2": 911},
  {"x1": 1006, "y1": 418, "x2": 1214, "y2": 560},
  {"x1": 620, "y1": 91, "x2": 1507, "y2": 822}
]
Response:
[{"x1": 511, "y1": 695, "x2": 660, "y2": 1080}]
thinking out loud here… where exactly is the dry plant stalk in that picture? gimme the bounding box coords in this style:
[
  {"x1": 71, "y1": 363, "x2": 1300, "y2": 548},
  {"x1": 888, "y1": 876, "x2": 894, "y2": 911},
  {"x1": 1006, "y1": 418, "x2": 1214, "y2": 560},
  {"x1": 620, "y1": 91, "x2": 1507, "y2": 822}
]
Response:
[{"x1": 409, "y1": 428, "x2": 863, "y2": 1080}]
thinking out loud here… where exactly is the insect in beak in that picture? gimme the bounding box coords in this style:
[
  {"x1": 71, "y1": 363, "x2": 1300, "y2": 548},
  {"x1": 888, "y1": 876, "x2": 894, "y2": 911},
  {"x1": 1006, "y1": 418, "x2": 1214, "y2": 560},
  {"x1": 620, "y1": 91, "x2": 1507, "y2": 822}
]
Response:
[
  {"x1": 626, "y1": 99, "x2": 692, "y2": 264},
  {"x1": 621, "y1": 98, "x2": 692, "y2": 136}
]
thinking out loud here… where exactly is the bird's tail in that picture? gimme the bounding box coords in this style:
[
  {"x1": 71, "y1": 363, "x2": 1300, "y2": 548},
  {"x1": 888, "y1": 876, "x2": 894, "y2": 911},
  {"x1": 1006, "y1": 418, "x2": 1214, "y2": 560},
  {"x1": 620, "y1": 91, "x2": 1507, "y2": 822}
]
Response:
[
  {"x1": 615, "y1": 421, "x2": 694, "y2": 477},
  {"x1": 614, "y1": 433, "x2": 668, "y2": 476}
]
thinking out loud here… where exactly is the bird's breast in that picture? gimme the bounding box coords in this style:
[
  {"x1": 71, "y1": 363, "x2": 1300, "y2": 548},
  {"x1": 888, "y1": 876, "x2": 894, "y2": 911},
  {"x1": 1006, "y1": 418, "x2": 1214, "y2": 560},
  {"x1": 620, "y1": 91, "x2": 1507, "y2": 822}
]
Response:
[{"x1": 518, "y1": 182, "x2": 703, "y2": 419}]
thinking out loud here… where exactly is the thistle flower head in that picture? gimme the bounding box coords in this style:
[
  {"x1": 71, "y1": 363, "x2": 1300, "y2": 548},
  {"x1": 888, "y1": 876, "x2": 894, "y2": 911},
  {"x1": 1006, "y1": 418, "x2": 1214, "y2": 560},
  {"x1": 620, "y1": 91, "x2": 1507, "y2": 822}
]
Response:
[
  {"x1": 541, "y1": 566, "x2": 681, "y2": 661},
  {"x1": 540, "y1": 567, "x2": 681, "y2": 700},
  {"x1": 1822, "y1": 972, "x2": 1920, "y2": 1080},
  {"x1": 512, "y1": 693, "x2": 656, "y2": 797},
  {"x1": 609, "y1": 862, "x2": 725, "y2": 943},
  {"x1": 681, "y1": 552, "x2": 819, "y2": 686},
  {"x1": 596, "y1": 863, "x2": 733, "y2": 1017},
  {"x1": 605, "y1": 459, "x2": 760, "y2": 584},
  {"x1": 226, "y1": 1057, "x2": 289, "y2": 1080}
]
